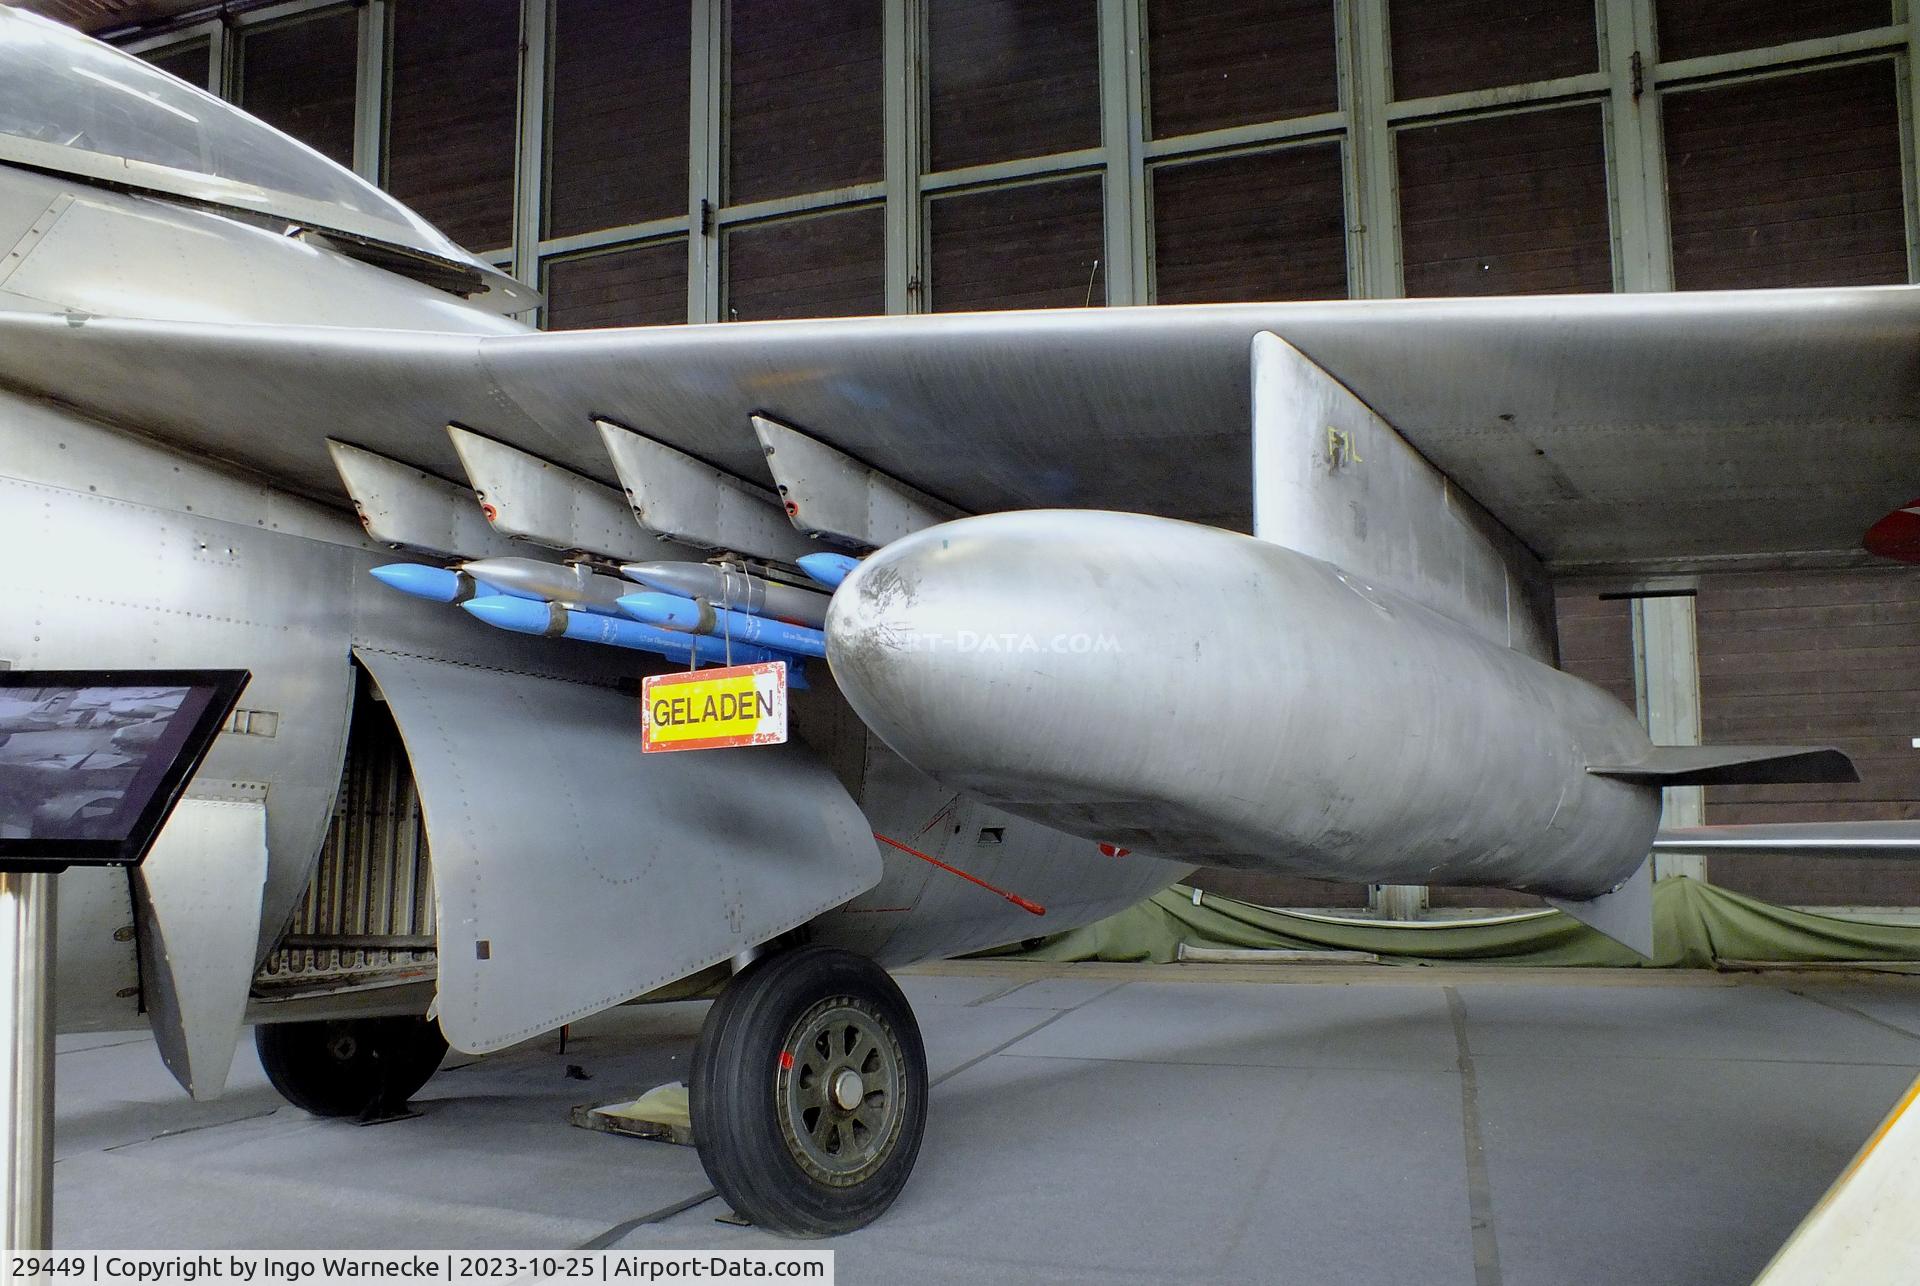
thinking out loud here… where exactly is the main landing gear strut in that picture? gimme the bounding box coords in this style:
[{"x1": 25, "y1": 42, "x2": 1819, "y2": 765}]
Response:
[{"x1": 691, "y1": 947, "x2": 928, "y2": 1237}]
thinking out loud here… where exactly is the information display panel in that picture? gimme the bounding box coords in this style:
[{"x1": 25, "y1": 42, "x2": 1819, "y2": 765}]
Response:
[{"x1": 0, "y1": 669, "x2": 248, "y2": 870}]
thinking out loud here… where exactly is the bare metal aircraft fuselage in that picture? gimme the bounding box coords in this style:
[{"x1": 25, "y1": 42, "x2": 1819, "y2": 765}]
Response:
[
  {"x1": 0, "y1": 7, "x2": 1886, "y2": 1234},
  {"x1": 0, "y1": 162, "x2": 1181, "y2": 1078}
]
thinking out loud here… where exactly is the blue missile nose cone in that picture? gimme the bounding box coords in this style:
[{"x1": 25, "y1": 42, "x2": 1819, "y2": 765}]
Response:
[
  {"x1": 798, "y1": 552, "x2": 859, "y2": 589},
  {"x1": 371, "y1": 563, "x2": 462, "y2": 602},
  {"x1": 617, "y1": 592, "x2": 698, "y2": 628},
  {"x1": 461, "y1": 594, "x2": 551, "y2": 635}
]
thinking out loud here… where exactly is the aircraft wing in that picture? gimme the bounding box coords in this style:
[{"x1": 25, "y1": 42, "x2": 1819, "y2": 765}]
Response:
[{"x1": 1, "y1": 283, "x2": 1916, "y2": 579}]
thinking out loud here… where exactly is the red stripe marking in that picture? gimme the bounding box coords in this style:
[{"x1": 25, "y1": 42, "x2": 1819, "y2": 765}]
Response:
[
  {"x1": 1865, "y1": 499, "x2": 1920, "y2": 563},
  {"x1": 872, "y1": 832, "x2": 1047, "y2": 916}
]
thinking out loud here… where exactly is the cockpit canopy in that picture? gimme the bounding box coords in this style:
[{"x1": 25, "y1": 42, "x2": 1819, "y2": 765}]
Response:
[{"x1": 0, "y1": 8, "x2": 530, "y2": 309}]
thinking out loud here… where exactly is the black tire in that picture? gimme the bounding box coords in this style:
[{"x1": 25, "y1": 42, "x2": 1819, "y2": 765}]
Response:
[
  {"x1": 254, "y1": 1015, "x2": 448, "y2": 1118},
  {"x1": 691, "y1": 947, "x2": 927, "y2": 1237}
]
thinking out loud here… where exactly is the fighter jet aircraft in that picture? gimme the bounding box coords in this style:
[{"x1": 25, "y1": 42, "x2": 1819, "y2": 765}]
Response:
[{"x1": 0, "y1": 7, "x2": 1914, "y2": 1238}]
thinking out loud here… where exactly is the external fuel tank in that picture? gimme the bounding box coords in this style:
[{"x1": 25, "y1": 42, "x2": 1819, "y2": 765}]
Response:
[{"x1": 826, "y1": 510, "x2": 1662, "y2": 900}]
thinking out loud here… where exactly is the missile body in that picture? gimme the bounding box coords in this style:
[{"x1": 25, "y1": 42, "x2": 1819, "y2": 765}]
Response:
[
  {"x1": 617, "y1": 592, "x2": 828, "y2": 659},
  {"x1": 370, "y1": 563, "x2": 494, "y2": 604},
  {"x1": 797, "y1": 552, "x2": 861, "y2": 589},
  {"x1": 619, "y1": 561, "x2": 828, "y2": 629},
  {"x1": 461, "y1": 594, "x2": 794, "y2": 670},
  {"x1": 459, "y1": 557, "x2": 630, "y2": 615}
]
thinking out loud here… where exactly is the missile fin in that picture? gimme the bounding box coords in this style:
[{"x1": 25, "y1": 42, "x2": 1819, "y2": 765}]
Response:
[
  {"x1": 1545, "y1": 859, "x2": 1653, "y2": 959},
  {"x1": 1588, "y1": 744, "x2": 1858, "y2": 786}
]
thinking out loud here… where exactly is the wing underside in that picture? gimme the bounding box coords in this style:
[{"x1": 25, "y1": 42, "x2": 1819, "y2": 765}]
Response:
[{"x1": 0, "y1": 284, "x2": 1915, "y2": 581}]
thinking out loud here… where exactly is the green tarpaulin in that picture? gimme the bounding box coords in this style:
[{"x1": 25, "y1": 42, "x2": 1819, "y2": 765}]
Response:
[{"x1": 993, "y1": 878, "x2": 1920, "y2": 968}]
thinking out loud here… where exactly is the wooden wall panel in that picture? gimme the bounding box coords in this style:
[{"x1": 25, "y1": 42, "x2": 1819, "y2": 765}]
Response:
[
  {"x1": 1656, "y1": 0, "x2": 1889, "y2": 63},
  {"x1": 1555, "y1": 592, "x2": 1637, "y2": 711},
  {"x1": 930, "y1": 176, "x2": 1105, "y2": 311},
  {"x1": 238, "y1": 9, "x2": 358, "y2": 168},
  {"x1": 1389, "y1": 0, "x2": 1596, "y2": 101},
  {"x1": 1145, "y1": 0, "x2": 1338, "y2": 139},
  {"x1": 1399, "y1": 103, "x2": 1613, "y2": 297},
  {"x1": 544, "y1": 239, "x2": 688, "y2": 330},
  {"x1": 1665, "y1": 61, "x2": 1907, "y2": 291},
  {"x1": 1699, "y1": 568, "x2": 1920, "y2": 906},
  {"x1": 728, "y1": 0, "x2": 882, "y2": 204},
  {"x1": 386, "y1": 0, "x2": 520, "y2": 253},
  {"x1": 1151, "y1": 142, "x2": 1348, "y2": 303},
  {"x1": 726, "y1": 205, "x2": 885, "y2": 321},
  {"x1": 548, "y1": 0, "x2": 690, "y2": 238},
  {"x1": 927, "y1": 0, "x2": 1100, "y2": 171}
]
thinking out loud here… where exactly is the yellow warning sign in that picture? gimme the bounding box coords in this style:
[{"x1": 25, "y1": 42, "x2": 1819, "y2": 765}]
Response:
[{"x1": 641, "y1": 661, "x2": 788, "y2": 753}]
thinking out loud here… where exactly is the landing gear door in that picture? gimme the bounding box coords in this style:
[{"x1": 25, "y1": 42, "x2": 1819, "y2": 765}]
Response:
[{"x1": 354, "y1": 649, "x2": 881, "y2": 1053}]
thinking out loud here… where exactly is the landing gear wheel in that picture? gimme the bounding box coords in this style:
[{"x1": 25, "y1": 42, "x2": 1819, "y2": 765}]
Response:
[
  {"x1": 255, "y1": 1015, "x2": 448, "y2": 1119},
  {"x1": 692, "y1": 947, "x2": 927, "y2": 1237}
]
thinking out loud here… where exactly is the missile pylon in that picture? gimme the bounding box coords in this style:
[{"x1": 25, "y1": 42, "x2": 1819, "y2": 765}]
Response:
[
  {"x1": 618, "y1": 561, "x2": 828, "y2": 629},
  {"x1": 616, "y1": 592, "x2": 828, "y2": 659}
]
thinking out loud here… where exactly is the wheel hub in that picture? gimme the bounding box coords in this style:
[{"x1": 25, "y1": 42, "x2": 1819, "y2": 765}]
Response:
[
  {"x1": 831, "y1": 1067, "x2": 864, "y2": 1111},
  {"x1": 777, "y1": 998, "x2": 907, "y2": 1187}
]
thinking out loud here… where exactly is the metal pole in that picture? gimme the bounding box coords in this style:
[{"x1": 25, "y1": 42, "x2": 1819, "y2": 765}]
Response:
[{"x1": 1, "y1": 870, "x2": 55, "y2": 1252}]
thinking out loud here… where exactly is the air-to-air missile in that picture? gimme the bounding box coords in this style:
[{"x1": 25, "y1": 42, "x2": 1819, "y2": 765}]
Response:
[
  {"x1": 458, "y1": 557, "x2": 631, "y2": 615},
  {"x1": 461, "y1": 594, "x2": 799, "y2": 674},
  {"x1": 370, "y1": 563, "x2": 495, "y2": 604},
  {"x1": 797, "y1": 552, "x2": 861, "y2": 590},
  {"x1": 619, "y1": 561, "x2": 829, "y2": 629},
  {"x1": 617, "y1": 592, "x2": 828, "y2": 659}
]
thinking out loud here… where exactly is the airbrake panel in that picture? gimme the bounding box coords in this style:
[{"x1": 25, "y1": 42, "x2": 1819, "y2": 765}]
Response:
[{"x1": 354, "y1": 648, "x2": 881, "y2": 1052}]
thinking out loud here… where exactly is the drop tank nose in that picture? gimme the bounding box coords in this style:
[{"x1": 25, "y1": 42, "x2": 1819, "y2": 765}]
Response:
[{"x1": 825, "y1": 510, "x2": 1228, "y2": 802}]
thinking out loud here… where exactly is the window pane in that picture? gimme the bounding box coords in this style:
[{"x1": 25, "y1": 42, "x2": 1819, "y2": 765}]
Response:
[
  {"x1": 545, "y1": 240, "x2": 688, "y2": 329},
  {"x1": 726, "y1": 206, "x2": 884, "y2": 321},
  {"x1": 1664, "y1": 63, "x2": 1907, "y2": 291},
  {"x1": 1399, "y1": 104, "x2": 1612, "y2": 297},
  {"x1": 1152, "y1": 143, "x2": 1347, "y2": 303},
  {"x1": 548, "y1": 0, "x2": 690, "y2": 238},
  {"x1": 1657, "y1": 0, "x2": 1889, "y2": 64},
  {"x1": 239, "y1": 9, "x2": 358, "y2": 168},
  {"x1": 930, "y1": 176, "x2": 1104, "y2": 311},
  {"x1": 927, "y1": 0, "x2": 1099, "y2": 172},
  {"x1": 728, "y1": 0, "x2": 882, "y2": 204},
  {"x1": 1147, "y1": 0, "x2": 1337, "y2": 138},
  {"x1": 1389, "y1": 0, "x2": 1596, "y2": 100},
  {"x1": 141, "y1": 40, "x2": 209, "y2": 89},
  {"x1": 386, "y1": 0, "x2": 520, "y2": 252}
]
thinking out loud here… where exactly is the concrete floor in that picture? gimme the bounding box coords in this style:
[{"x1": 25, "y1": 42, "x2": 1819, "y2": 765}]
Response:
[{"x1": 51, "y1": 962, "x2": 1920, "y2": 1285}]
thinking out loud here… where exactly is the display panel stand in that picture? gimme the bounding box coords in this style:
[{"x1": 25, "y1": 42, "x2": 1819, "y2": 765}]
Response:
[{"x1": 1, "y1": 870, "x2": 53, "y2": 1251}]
